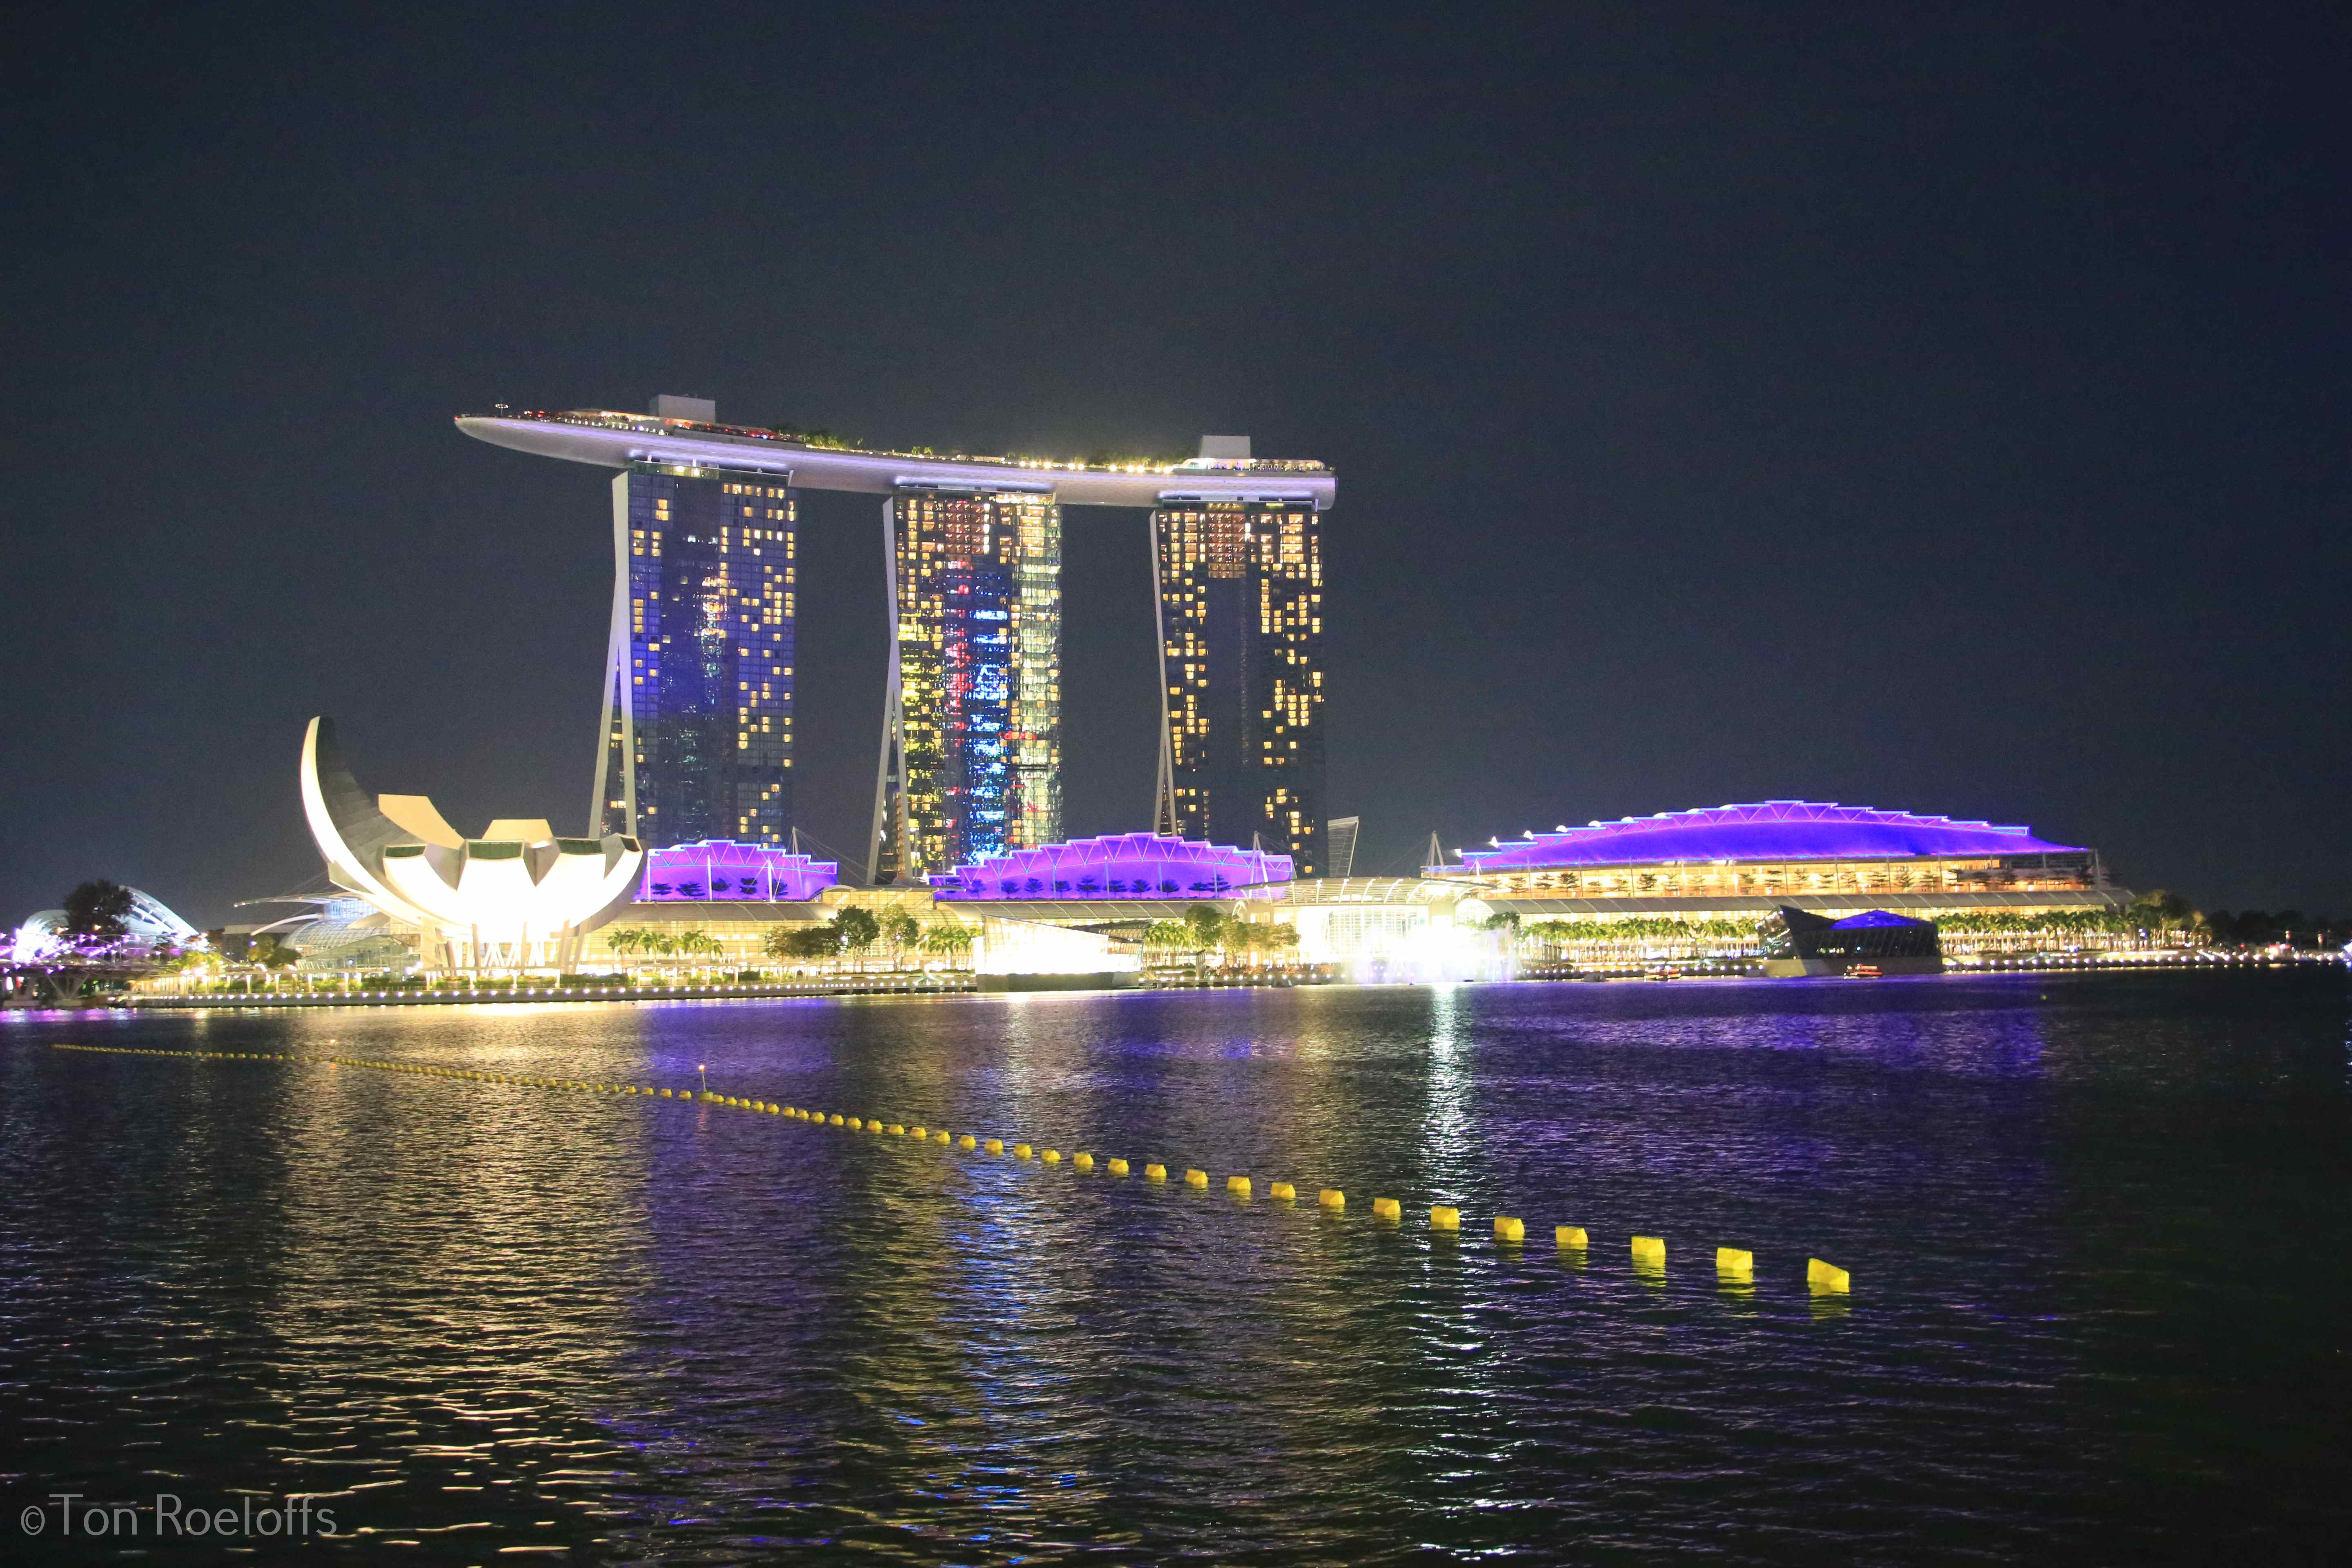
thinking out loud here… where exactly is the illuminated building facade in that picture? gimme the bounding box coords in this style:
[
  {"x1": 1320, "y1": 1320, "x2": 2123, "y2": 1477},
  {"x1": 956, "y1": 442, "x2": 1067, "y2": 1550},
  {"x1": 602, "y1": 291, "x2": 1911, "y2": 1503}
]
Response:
[
  {"x1": 594, "y1": 463, "x2": 795, "y2": 848},
  {"x1": 1437, "y1": 802, "x2": 2113, "y2": 904},
  {"x1": 301, "y1": 717, "x2": 643, "y2": 971},
  {"x1": 930, "y1": 831, "x2": 1291, "y2": 901},
  {"x1": 637, "y1": 840, "x2": 838, "y2": 902},
  {"x1": 871, "y1": 488, "x2": 1060, "y2": 882},
  {"x1": 1152, "y1": 495, "x2": 1326, "y2": 875}
]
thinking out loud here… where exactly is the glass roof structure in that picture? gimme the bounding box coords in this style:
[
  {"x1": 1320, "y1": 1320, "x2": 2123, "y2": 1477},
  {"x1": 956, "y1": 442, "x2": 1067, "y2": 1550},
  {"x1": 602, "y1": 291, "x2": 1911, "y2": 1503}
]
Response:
[
  {"x1": 638, "y1": 840, "x2": 838, "y2": 903},
  {"x1": 1453, "y1": 802, "x2": 2085, "y2": 873},
  {"x1": 12, "y1": 889, "x2": 199, "y2": 963}
]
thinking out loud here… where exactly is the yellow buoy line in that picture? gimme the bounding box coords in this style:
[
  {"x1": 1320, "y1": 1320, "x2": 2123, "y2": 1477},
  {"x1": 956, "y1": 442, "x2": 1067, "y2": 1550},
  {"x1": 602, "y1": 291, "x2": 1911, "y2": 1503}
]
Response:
[{"x1": 50, "y1": 1042, "x2": 1854, "y2": 1296}]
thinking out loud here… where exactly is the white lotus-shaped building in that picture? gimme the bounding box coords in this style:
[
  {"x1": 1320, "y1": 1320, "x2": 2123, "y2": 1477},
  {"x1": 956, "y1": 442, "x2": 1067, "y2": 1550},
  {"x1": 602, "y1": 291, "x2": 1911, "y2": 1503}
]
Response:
[{"x1": 300, "y1": 716, "x2": 644, "y2": 970}]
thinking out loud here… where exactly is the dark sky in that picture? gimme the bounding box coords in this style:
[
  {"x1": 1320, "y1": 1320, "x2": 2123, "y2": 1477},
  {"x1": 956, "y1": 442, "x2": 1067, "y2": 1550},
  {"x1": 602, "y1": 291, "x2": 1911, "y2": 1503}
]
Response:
[{"x1": 4, "y1": 3, "x2": 2347, "y2": 927}]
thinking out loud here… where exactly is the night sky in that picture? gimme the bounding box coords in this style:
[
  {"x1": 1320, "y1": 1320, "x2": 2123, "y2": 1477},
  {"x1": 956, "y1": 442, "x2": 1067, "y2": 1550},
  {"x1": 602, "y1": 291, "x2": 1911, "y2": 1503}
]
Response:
[{"x1": 4, "y1": 4, "x2": 2346, "y2": 928}]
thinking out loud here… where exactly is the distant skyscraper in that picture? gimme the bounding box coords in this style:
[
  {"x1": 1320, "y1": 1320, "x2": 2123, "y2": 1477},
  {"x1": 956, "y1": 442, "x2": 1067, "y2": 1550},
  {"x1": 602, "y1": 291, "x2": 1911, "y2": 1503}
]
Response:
[
  {"x1": 870, "y1": 486, "x2": 1060, "y2": 882},
  {"x1": 592, "y1": 460, "x2": 796, "y2": 847},
  {"x1": 1151, "y1": 492, "x2": 1326, "y2": 874}
]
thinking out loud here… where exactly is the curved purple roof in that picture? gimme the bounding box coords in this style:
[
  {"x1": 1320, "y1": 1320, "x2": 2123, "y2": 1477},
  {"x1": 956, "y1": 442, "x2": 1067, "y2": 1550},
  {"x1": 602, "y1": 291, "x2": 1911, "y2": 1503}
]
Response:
[
  {"x1": 1456, "y1": 802, "x2": 2084, "y2": 872},
  {"x1": 639, "y1": 839, "x2": 838, "y2": 902},
  {"x1": 932, "y1": 832, "x2": 1293, "y2": 900}
]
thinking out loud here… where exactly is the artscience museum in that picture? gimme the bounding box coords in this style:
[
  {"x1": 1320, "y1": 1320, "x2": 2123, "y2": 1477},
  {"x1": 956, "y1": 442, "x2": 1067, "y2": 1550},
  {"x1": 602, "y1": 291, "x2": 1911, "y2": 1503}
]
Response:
[{"x1": 301, "y1": 716, "x2": 645, "y2": 970}]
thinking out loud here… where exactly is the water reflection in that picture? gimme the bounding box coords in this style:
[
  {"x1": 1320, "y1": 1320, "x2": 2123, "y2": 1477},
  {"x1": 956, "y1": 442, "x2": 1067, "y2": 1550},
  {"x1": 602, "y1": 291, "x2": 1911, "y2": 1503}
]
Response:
[{"x1": 3, "y1": 971, "x2": 2348, "y2": 1559}]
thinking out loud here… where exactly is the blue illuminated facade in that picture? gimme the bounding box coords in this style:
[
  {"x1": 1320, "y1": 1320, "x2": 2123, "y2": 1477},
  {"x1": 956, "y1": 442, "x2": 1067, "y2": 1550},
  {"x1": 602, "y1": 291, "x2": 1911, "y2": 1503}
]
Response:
[
  {"x1": 594, "y1": 463, "x2": 795, "y2": 848},
  {"x1": 873, "y1": 488, "x2": 1060, "y2": 882}
]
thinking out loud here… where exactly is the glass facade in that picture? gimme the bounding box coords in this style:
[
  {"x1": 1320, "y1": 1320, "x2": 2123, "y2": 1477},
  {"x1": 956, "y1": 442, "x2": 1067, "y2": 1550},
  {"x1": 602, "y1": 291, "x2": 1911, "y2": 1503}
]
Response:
[
  {"x1": 597, "y1": 466, "x2": 795, "y2": 847},
  {"x1": 1153, "y1": 501, "x2": 1326, "y2": 874},
  {"x1": 881, "y1": 488, "x2": 1060, "y2": 880}
]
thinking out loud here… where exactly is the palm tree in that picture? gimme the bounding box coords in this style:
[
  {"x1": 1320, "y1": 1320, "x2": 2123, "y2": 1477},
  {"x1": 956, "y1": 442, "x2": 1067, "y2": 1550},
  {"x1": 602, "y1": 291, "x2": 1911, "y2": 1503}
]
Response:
[
  {"x1": 1143, "y1": 920, "x2": 1191, "y2": 969},
  {"x1": 609, "y1": 926, "x2": 659, "y2": 982},
  {"x1": 921, "y1": 919, "x2": 973, "y2": 969},
  {"x1": 638, "y1": 931, "x2": 676, "y2": 980},
  {"x1": 673, "y1": 929, "x2": 718, "y2": 979}
]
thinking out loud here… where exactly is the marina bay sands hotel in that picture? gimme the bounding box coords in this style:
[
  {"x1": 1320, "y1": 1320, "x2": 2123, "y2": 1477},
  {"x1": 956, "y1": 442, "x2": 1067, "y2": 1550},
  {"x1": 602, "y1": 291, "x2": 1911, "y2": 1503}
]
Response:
[{"x1": 457, "y1": 397, "x2": 1334, "y2": 884}]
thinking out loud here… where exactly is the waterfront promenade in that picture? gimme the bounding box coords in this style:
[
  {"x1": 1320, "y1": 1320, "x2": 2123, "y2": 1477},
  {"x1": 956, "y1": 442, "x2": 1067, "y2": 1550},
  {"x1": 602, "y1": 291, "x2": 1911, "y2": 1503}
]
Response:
[{"x1": 61, "y1": 946, "x2": 2340, "y2": 1011}]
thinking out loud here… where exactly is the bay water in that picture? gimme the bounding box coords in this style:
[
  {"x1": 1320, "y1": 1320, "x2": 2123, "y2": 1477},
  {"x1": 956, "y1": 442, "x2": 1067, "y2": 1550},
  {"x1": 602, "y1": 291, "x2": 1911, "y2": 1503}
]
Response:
[{"x1": 4, "y1": 971, "x2": 2348, "y2": 1562}]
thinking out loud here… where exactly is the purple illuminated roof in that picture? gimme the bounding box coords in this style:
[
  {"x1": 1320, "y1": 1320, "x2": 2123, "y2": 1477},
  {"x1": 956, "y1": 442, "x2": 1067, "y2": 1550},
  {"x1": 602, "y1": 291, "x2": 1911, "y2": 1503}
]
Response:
[
  {"x1": 1455, "y1": 802, "x2": 2085, "y2": 873},
  {"x1": 638, "y1": 840, "x2": 838, "y2": 902},
  {"x1": 932, "y1": 832, "x2": 1293, "y2": 900}
]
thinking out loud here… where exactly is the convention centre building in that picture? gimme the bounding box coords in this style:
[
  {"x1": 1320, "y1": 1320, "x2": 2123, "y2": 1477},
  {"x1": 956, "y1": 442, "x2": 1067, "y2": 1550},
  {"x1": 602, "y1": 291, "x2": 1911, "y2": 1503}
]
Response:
[{"x1": 1427, "y1": 801, "x2": 2131, "y2": 952}]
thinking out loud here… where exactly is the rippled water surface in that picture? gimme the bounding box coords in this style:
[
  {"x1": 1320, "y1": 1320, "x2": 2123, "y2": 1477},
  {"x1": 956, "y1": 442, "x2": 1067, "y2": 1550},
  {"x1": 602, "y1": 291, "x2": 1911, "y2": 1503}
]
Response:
[{"x1": 5, "y1": 971, "x2": 2350, "y2": 1563}]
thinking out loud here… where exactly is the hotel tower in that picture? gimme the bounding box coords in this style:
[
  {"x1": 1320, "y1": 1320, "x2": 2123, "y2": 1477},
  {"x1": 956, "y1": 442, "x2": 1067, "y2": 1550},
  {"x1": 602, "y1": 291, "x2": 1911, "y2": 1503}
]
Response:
[
  {"x1": 590, "y1": 399, "x2": 795, "y2": 847},
  {"x1": 1150, "y1": 444, "x2": 1327, "y2": 875},
  {"x1": 868, "y1": 486, "x2": 1062, "y2": 884},
  {"x1": 455, "y1": 404, "x2": 1332, "y2": 875}
]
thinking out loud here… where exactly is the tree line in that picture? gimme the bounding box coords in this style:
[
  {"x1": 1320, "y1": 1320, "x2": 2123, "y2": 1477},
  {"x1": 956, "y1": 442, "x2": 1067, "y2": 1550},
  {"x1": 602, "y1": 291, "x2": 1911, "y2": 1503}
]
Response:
[
  {"x1": 1501, "y1": 890, "x2": 2348, "y2": 952},
  {"x1": 601, "y1": 908, "x2": 975, "y2": 971},
  {"x1": 1140, "y1": 904, "x2": 1301, "y2": 965}
]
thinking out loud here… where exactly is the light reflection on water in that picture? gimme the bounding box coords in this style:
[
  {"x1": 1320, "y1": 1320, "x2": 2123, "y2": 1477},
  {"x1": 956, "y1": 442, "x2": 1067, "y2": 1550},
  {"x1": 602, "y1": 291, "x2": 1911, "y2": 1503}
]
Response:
[{"x1": 3, "y1": 971, "x2": 2349, "y2": 1562}]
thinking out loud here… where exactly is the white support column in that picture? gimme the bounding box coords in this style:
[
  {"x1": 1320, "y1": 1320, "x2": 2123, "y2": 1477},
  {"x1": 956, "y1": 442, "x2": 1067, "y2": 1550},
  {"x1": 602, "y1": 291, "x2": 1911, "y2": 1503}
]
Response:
[{"x1": 589, "y1": 472, "x2": 638, "y2": 839}]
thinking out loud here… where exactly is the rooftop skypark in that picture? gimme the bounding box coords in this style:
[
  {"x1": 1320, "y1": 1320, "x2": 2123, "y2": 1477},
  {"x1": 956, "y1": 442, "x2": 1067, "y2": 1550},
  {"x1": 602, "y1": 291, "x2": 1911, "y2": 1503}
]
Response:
[
  {"x1": 457, "y1": 408, "x2": 1337, "y2": 508},
  {"x1": 465, "y1": 406, "x2": 1333, "y2": 475}
]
